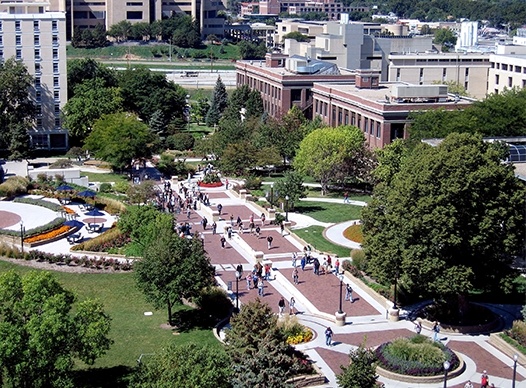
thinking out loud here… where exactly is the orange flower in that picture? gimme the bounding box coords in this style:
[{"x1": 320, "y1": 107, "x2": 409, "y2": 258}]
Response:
[
  {"x1": 24, "y1": 225, "x2": 72, "y2": 243},
  {"x1": 62, "y1": 206, "x2": 76, "y2": 214}
]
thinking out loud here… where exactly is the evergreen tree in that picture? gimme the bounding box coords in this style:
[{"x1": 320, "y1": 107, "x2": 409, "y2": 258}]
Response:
[
  {"x1": 246, "y1": 90, "x2": 264, "y2": 119},
  {"x1": 8, "y1": 123, "x2": 31, "y2": 160},
  {"x1": 149, "y1": 109, "x2": 166, "y2": 139},
  {"x1": 206, "y1": 76, "x2": 228, "y2": 126},
  {"x1": 226, "y1": 298, "x2": 295, "y2": 387},
  {"x1": 337, "y1": 343, "x2": 378, "y2": 388}
]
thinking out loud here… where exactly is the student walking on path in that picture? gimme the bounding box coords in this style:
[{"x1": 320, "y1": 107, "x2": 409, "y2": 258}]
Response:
[
  {"x1": 278, "y1": 297, "x2": 285, "y2": 316},
  {"x1": 267, "y1": 235, "x2": 273, "y2": 250},
  {"x1": 325, "y1": 327, "x2": 333, "y2": 346},
  {"x1": 289, "y1": 297, "x2": 296, "y2": 315}
]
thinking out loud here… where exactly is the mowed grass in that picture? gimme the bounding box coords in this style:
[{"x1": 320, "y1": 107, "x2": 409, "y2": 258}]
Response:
[
  {"x1": 0, "y1": 261, "x2": 220, "y2": 370},
  {"x1": 83, "y1": 172, "x2": 129, "y2": 184},
  {"x1": 305, "y1": 188, "x2": 372, "y2": 203},
  {"x1": 293, "y1": 201, "x2": 363, "y2": 223},
  {"x1": 293, "y1": 226, "x2": 351, "y2": 258}
]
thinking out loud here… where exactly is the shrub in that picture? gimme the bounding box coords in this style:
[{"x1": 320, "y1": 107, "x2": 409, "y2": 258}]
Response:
[
  {"x1": 202, "y1": 173, "x2": 221, "y2": 184},
  {"x1": 54, "y1": 174, "x2": 65, "y2": 183},
  {"x1": 99, "y1": 183, "x2": 112, "y2": 193},
  {"x1": 375, "y1": 336, "x2": 459, "y2": 376},
  {"x1": 195, "y1": 286, "x2": 232, "y2": 321},
  {"x1": 50, "y1": 159, "x2": 73, "y2": 169},
  {"x1": 350, "y1": 249, "x2": 366, "y2": 271},
  {"x1": 13, "y1": 197, "x2": 62, "y2": 211},
  {"x1": 243, "y1": 175, "x2": 262, "y2": 191},
  {"x1": 0, "y1": 176, "x2": 30, "y2": 197},
  {"x1": 509, "y1": 320, "x2": 526, "y2": 347},
  {"x1": 342, "y1": 259, "x2": 361, "y2": 277},
  {"x1": 72, "y1": 227, "x2": 130, "y2": 252},
  {"x1": 36, "y1": 173, "x2": 50, "y2": 184},
  {"x1": 279, "y1": 315, "x2": 314, "y2": 345},
  {"x1": 166, "y1": 133, "x2": 195, "y2": 151},
  {"x1": 96, "y1": 196, "x2": 127, "y2": 215},
  {"x1": 113, "y1": 181, "x2": 130, "y2": 194}
]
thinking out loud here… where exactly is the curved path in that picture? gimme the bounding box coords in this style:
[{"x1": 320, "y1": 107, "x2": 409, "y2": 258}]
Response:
[{"x1": 323, "y1": 220, "x2": 361, "y2": 250}]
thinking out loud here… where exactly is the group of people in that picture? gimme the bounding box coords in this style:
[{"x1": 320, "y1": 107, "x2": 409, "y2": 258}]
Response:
[
  {"x1": 464, "y1": 370, "x2": 493, "y2": 388},
  {"x1": 277, "y1": 296, "x2": 296, "y2": 315}
]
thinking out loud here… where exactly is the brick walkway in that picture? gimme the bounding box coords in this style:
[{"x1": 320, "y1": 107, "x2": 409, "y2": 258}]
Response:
[
  {"x1": 240, "y1": 230, "x2": 299, "y2": 256},
  {"x1": 336, "y1": 329, "x2": 414, "y2": 348}
]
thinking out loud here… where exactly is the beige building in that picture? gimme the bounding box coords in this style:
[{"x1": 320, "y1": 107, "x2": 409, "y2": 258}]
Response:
[
  {"x1": 388, "y1": 52, "x2": 491, "y2": 99},
  {"x1": 0, "y1": 0, "x2": 68, "y2": 150},
  {"x1": 488, "y1": 52, "x2": 526, "y2": 95},
  {"x1": 67, "y1": 0, "x2": 226, "y2": 38}
]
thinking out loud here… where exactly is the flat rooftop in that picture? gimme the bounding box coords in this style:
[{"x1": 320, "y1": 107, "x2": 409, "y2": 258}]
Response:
[{"x1": 237, "y1": 58, "x2": 355, "y2": 77}]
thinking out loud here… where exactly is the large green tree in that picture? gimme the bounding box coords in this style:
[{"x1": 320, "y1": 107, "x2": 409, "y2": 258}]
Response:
[
  {"x1": 337, "y1": 343, "x2": 378, "y2": 388},
  {"x1": 67, "y1": 58, "x2": 117, "y2": 99},
  {"x1": 134, "y1": 227, "x2": 215, "y2": 324},
  {"x1": 362, "y1": 133, "x2": 526, "y2": 312},
  {"x1": 205, "y1": 76, "x2": 228, "y2": 126},
  {"x1": 84, "y1": 112, "x2": 156, "y2": 171},
  {"x1": 294, "y1": 125, "x2": 366, "y2": 195},
  {"x1": 62, "y1": 78, "x2": 123, "y2": 145},
  {"x1": 226, "y1": 298, "x2": 295, "y2": 388},
  {"x1": 0, "y1": 271, "x2": 112, "y2": 388},
  {"x1": 273, "y1": 170, "x2": 307, "y2": 211},
  {"x1": 0, "y1": 58, "x2": 34, "y2": 160},
  {"x1": 130, "y1": 342, "x2": 231, "y2": 388}
]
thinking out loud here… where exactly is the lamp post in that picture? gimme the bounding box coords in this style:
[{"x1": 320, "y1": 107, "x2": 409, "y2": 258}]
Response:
[
  {"x1": 285, "y1": 195, "x2": 289, "y2": 222},
  {"x1": 338, "y1": 274, "x2": 344, "y2": 314},
  {"x1": 443, "y1": 360, "x2": 450, "y2": 388},
  {"x1": 270, "y1": 183, "x2": 274, "y2": 207},
  {"x1": 235, "y1": 264, "x2": 243, "y2": 312},
  {"x1": 20, "y1": 222, "x2": 25, "y2": 254},
  {"x1": 513, "y1": 354, "x2": 518, "y2": 388}
]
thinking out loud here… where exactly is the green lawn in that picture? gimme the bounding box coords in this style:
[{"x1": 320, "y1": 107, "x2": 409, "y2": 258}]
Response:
[
  {"x1": 305, "y1": 188, "x2": 372, "y2": 203},
  {"x1": 293, "y1": 226, "x2": 351, "y2": 258},
  {"x1": 0, "y1": 261, "x2": 220, "y2": 376},
  {"x1": 294, "y1": 201, "x2": 363, "y2": 223},
  {"x1": 83, "y1": 172, "x2": 129, "y2": 184}
]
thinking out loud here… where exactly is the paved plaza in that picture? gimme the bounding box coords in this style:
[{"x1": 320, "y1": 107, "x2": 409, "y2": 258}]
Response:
[{"x1": 1, "y1": 164, "x2": 525, "y2": 388}]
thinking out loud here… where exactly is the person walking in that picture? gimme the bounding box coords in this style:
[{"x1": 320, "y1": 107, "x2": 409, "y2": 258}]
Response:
[
  {"x1": 300, "y1": 255, "x2": 306, "y2": 271},
  {"x1": 325, "y1": 326, "x2": 333, "y2": 346},
  {"x1": 261, "y1": 213, "x2": 266, "y2": 225},
  {"x1": 258, "y1": 279, "x2": 265, "y2": 296},
  {"x1": 280, "y1": 223, "x2": 285, "y2": 236},
  {"x1": 414, "y1": 320, "x2": 422, "y2": 334},
  {"x1": 255, "y1": 226, "x2": 261, "y2": 238},
  {"x1": 246, "y1": 273, "x2": 252, "y2": 290},
  {"x1": 343, "y1": 191, "x2": 349, "y2": 204},
  {"x1": 289, "y1": 297, "x2": 296, "y2": 315},
  {"x1": 212, "y1": 221, "x2": 217, "y2": 235},
  {"x1": 334, "y1": 258, "x2": 340, "y2": 275},
  {"x1": 278, "y1": 297, "x2": 285, "y2": 316},
  {"x1": 201, "y1": 217, "x2": 208, "y2": 230},
  {"x1": 292, "y1": 267, "x2": 299, "y2": 285},
  {"x1": 292, "y1": 252, "x2": 297, "y2": 268},
  {"x1": 267, "y1": 235, "x2": 273, "y2": 250},
  {"x1": 186, "y1": 208, "x2": 191, "y2": 219},
  {"x1": 345, "y1": 284, "x2": 354, "y2": 302},
  {"x1": 313, "y1": 258, "x2": 320, "y2": 275},
  {"x1": 220, "y1": 236, "x2": 226, "y2": 249},
  {"x1": 227, "y1": 227, "x2": 232, "y2": 240},
  {"x1": 480, "y1": 371, "x2": 489, "y2": 388},
  {"x1": 217, "y1": 203, "x2": 222, "y2": 215},
  {"x1": 464, "y1": 380, "x2": 474, "y2": 388},
  {"x1": 432, "y1": 321, "x2": 441, "y2": 342}
]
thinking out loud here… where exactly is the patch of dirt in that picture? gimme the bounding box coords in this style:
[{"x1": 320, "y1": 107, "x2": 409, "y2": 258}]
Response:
[
  {"x1": 0, "y1": 256, "x2": 122, "y2": 274},
  {"x1": 122, "y1": 54, "x2": 141, "y2": 60}
]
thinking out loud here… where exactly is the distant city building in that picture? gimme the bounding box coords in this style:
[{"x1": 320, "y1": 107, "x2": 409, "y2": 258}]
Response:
[
  {"x1": 488, "y1": 52, "x2": 526, "y2": 95},
  {"x1": 244, "y1": 0, "x2": 368, "y2": 18},
  {"x1": 0, "y1": 0, "x2": 68, "y2": 150},
  {"x1": 235, "y1": 52, "x2": 355, "y2": 117},
  {"x1": 456, "y1": 21, "x2": 479, "y2": 51},
  {"x1": 65, "y1": 0, "x2": 227, "y2": 39},
  {"x1": 312, "y1": 71, "x2": 475, "y2": 148}
]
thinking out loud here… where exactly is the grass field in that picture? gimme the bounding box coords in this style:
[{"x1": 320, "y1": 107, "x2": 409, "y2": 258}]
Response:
[
  {"x1": 83, "y1": 172, "x2": 129, "y2": 184},
  {"x1": 305, "y1": 188, "x2": 372, "y2": 203},
  {"x1": 294, "y1": 201, "x2": 363, "y2": 223},
  {"x1": 0, "y1": 260, "x2": 220, "y2": 385},
  {"x1": 293, "y1": 226, "x2": 351, "y2": 258}
]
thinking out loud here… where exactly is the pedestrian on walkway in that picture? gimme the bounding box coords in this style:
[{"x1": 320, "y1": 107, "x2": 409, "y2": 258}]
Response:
[
  {"x1": 246, "y1": 273, "x2": 252, "y2": 290},
  {"x1": 464, "y1": 380, "x2": 474, "y2": 388},
  {"x1": 481, "y1": 371, "x2": 489, "y2": 388},
  {"x1": 230, "y1": 214, "x2": 235, "y2": 226},
  {"x1": 325, "y1": 326, "x2": 333, "y2": 346},
  {"x1": 267, "y1": 235, "x2": 273, "y2": 250},
  {"x1": 289, "y1": 297, "x2": 296, "y2": 315},
  {"x1": 414, "y1": 320, "x2": 422, "y2": 334},
  {"x1": 280, "y1": 223, "x2": 285, "y2": 236},
  {"x1": 186, "y1": 208, "x2": 191, "y2": 219},
  {"x1": 258, "y1": 279, "x2": 265, "y2": 296},
  {"x1": 225, "y1": 178, "x2": 229, "y2": 190},
  {"x1": 313, "y1": 258, "x2": 320, "y2": 275},
  {"x1": 201, "y1": 217, "x2": 208, "y2": 230},
  {"x1": 238, "y1": 222, "x2": 244, "y2": 234},
  {"x1": 255, "y1": 226, "x2": 261, "y2": 238},
  {"x1": 220, "y1": 236, "x2": 226, "y2": 249},
  {"x1": 343, "y1": 191, "x2": 349, "y2": 204},
  {"x1": 227, "y1": 227, "x2": 233, "y2": 240},
  {"x1": 278, "y1": 297, "x2": 285, "y2": 316},
  {"x1": 292, "y1": 252, "x2": 297, "y2": 268},
  {"x1": 300, "y1": 255, "x2": 306, "y2": 271},
  {"x1": 212, "y1": 221, "x2": 217, "y2": 235},
  {"x1": 249, "y1": 213, "x2": 254, "y2": 224},
  {"x1": 345, "y1": 284, "x2": 354, "y2": 302},
  {"x1": 292, "y1": 267, "x2": 299, "y2": 284},
  {"x1": 432, "y1": 321, "x2": 441, "y2": 342},
  {"x1": 217, "y1": 203, "x2": 222, "y2": 215},
  {"x1": 261, "y1": 213, "x2": 266, "y2": 225},
  {"x1": 334, "y1": 258, "x2": 340, "y2": 275},
  {"x1": 264, "y1": 263, "x2": 271, "y2": 280},
  {"x1": 252, "y1": 273, "x2": 259, "y2": 289},
  {"x1": 249, "y1": 222, "x2": 255, "y2": 234}
]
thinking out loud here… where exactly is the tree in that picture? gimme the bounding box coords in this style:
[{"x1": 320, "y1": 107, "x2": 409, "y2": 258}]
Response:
[
  {"x1": 226, "y1": 298, "x2": 295, "y2": 387},
  {"x1": 62, "y1": 78, "x2": 124, "y2": 145},
  {"x1": 126, "y1": 181, "x2": 158, "y2": 206},
  {"x1": 237, "y1": 41, "x2": 267, "y2": 60},
  {"x1": 337, "y1": 342, "x2": 378, "y2": 388},
  {"x1": 282, "y1": 31, "x2": 310, "y2": 42},
  {"x1": 191, "y1": 97, "x2": 210, "y2": 125},
  {"x1": 433, "y1": 28, "x2": 457, "y2": 51},
  {"x1": 67, "y1": 58, "x2": 117, "y2": 99},
  {"x1": 130, "y1": 342, "x2": 231, "y2": 388},
  {"x1": 84, "y1": 112, "x2": 156, "y2": 171},
  {"x1": 294, "y1": 126, "x2": 366, "y2": 195},
  {"x1": 0, "y1": 58, "x2": 34, "y2": 159},
  {"x1": 273, "y1": 170, "x2": 307, "y2": 210},
  {"x1": 107, "y1": 20, "x2": 132, "y2": 42},
  {"x1": 0, "y1": 271, "x2": 112, "y2": 388},
  {"x1": 362, "y1": 133, "x2": 526, "y2": 313},
  {"x1": 206, "y1": 76, "x2": 228, "y2": 126},
  {"x1": 134, "y1": 228, "x2": 215, "y2": 324},
  {"x1": 220, "y1": 141, "x2": 258, "y2": 175}
]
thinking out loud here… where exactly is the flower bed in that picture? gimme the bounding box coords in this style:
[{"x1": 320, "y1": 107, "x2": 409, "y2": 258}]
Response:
[
  {"x1": 197, "y1": 181, "x2": 223, "y2": 188},
  {"x1": 62, "y1": 206, "x2": 76, "y2": 214},
  {"x1": 24, "y1": 225, "x2": 72, "y2": 244},
  {"x1": 280, "y1": 315, "x2": 315, "y2": 345}
]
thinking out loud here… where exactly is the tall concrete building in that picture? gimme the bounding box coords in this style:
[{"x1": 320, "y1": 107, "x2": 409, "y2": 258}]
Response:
[
  {"x1": 0, "y1": 0, "x2": 68, "y2": 150},
  {"x1": 66, "y1": 0, "x2": 227, "y2": 38}
]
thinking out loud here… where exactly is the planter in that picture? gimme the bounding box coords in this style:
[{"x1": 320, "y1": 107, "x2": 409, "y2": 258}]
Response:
[
  {"x1": 376, "y1": 350, "x2": 465, "y2": 384},
  {"x1": 24, "y1": 228, "x2": 74, "y2": 247},
  {"x1": 198, "y1": 181, "x2": 223, "y2": 188}
]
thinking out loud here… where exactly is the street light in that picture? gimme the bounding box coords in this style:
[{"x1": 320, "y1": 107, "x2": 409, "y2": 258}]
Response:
[
  {"x1": 235, "y1": 264, "x2": 243, "y2": 312},
  {"x1": 285, "y1": 195, "x2": 289, "y2": 222},
  {"x1": 20, "y1": 222, "x2": 25, "y2": 254},
  {"x1": 338, "y1": 274, "x2": 344, "y2": 314},
  {"x1": 513, "y1": 354, "x2": 518, "y2": 388},
  {"x1": 443, "y1": 360, "x2": 450, "y2": 388},
  {"x1": 270, "y1": 183, "x2": 274, "y2": 207}
]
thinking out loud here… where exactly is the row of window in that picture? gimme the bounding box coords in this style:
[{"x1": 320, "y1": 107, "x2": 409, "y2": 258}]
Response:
[
  {"x1": 4, "y1": 34, "x2": 60, "y2": 47},
  {"x1": 0, "y1": 20, "x2": 59, "y2": 32},
  {"x1": 35, "y1": 90, "x2": 60, "y2": 102},
  {"x1": 4, "y1": 47, "x2": 60, "y2": 61},
  {"x1": 491, "y1": 62, "x2": 526, "y2": 74},
  {"x1": 35, "y1": 75, "x2": 62, "y2": 89},
  {"x1": 314, "y1": 100, "x2": 383, "y2": 138},
  {"x1": 240, "y1": 75, "x2": 282, "y2": 100},
  {"x1": 494, "y1": 74, "x2": 526, "y2": 88}
]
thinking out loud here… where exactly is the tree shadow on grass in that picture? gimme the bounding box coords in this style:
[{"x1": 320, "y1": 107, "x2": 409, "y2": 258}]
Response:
[
  {"x1": 73, "y1": 365, "x2": 134, "y2": 388},
  {"x1": 294, "y1": 204, "x2": 325, "y2": 214},
  {"x1": 171, "y1": 308, "x2": 216, "y2": 332}
]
